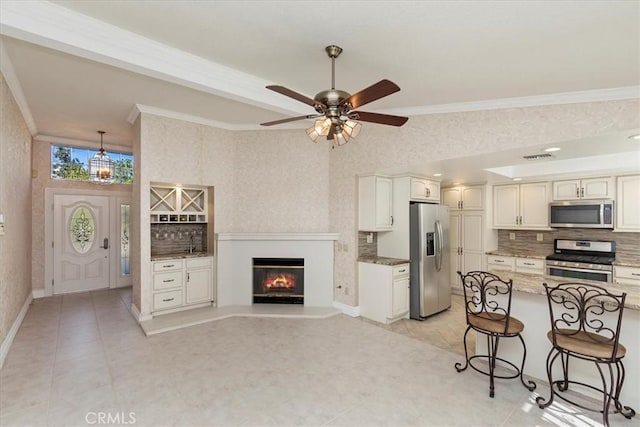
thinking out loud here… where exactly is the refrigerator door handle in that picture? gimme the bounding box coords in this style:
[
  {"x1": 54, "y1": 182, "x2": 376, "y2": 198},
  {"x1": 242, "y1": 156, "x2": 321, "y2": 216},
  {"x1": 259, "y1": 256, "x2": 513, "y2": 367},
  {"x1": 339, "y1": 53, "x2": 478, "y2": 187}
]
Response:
[{"x1": 434, "y1": 220, "x2": 443, "y2": 271}]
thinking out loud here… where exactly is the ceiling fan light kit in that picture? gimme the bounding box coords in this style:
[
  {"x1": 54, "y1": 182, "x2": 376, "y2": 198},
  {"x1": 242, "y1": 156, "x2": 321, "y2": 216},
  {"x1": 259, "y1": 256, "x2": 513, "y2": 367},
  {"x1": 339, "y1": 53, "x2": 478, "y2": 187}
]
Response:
[{"x1": 261, "y1": 45, "x2": 408, "y2": 148}]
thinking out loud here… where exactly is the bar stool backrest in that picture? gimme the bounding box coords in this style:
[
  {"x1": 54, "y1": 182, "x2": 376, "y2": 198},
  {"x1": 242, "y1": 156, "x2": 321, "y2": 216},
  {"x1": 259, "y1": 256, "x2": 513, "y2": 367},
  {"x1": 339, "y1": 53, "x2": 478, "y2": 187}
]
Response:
[
  {"x1": 458, "y1": 271, "x2": 514, "y2": 335},
  {"x1": 543, "y1": 282, "x2": 626, "y2": 361}
]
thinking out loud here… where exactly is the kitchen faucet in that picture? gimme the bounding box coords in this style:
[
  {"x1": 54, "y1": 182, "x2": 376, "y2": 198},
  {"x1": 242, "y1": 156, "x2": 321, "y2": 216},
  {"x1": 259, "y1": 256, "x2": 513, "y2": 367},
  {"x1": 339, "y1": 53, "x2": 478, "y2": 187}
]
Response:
[{"x1": 188, "y1": 235, "x2": 196, "y2": 254}]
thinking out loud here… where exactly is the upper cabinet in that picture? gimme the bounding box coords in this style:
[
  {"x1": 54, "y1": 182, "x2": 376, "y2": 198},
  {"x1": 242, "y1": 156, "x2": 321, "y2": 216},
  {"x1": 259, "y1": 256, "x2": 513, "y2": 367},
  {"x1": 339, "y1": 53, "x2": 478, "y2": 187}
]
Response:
[
  {"x1": 150, "y1": 185, "x2": 208, "y2": 223},
  {"x1": 410, "y1": 177, "x2": 440, "y2": 203},
  {"x1": 616, "y1": 175, "x2": 640, "y2": 232},
  {"x1": 359, "y1": 175, "x2": 393, "y2": 231},
  {"x1": 552, "y1": 177, "x2": 614, "y2": 201},
  {"x1": 493, "y1": 182, "x2": 550, "y2": 229},
  {"x1": 442, "y1": 185, "x2": 484, "y2": 210}
]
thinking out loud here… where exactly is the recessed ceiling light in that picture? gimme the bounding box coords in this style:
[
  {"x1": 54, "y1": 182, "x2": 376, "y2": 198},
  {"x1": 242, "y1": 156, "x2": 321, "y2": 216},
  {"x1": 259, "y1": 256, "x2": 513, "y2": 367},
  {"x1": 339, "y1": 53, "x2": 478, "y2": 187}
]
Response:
[
  {"x1": 629, "y1": 134, "x2": 640, "y2": 140},
  {"x1": 544, "y1": 147, "x2": 561, "y2": 152},
  {"x1": 433, "y1": 173, "x2": 442, "y2": 177},
  {"x1": 513, "y1": 178, "x2": 523, "y2": 181}
]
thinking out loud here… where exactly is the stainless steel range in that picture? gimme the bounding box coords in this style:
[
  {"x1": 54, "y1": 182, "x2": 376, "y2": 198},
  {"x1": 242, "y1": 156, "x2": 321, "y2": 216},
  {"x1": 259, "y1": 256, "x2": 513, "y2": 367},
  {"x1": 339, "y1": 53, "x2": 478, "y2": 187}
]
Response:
[{"x1": 545, "y1": 239, "x2": 615, "y2": 283}]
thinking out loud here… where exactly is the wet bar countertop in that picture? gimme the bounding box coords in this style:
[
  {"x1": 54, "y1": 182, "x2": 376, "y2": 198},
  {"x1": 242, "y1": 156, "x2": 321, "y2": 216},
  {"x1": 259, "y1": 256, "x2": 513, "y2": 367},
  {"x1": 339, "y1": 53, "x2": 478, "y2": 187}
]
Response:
[
  {"x1": 151, "y1": 252, "x2": 214, "y2": 261},
  {"x1": 488, "y1": 269, "x2": 640, "y2": 311},
  {"x1": 357, "y1": 256, "x2": 410, "y2": 266}
]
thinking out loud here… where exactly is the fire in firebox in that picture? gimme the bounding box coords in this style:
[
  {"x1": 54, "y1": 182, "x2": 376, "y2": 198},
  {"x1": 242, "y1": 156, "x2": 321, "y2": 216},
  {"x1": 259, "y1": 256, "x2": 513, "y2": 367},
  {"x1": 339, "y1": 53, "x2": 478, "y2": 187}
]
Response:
[{"x1": 253, "y1": 258, "x2": 304, "y2": 304}]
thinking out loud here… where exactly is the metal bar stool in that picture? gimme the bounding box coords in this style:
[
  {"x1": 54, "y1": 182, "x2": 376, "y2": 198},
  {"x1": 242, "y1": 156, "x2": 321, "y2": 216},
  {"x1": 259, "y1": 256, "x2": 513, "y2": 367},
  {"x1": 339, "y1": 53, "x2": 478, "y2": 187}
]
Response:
[
  {"x1": 454, "y1": 271, "x2": 536, "y2": 397},
  {"x1": 536, "y1": 282, "x2": 636, "y2": 426}
]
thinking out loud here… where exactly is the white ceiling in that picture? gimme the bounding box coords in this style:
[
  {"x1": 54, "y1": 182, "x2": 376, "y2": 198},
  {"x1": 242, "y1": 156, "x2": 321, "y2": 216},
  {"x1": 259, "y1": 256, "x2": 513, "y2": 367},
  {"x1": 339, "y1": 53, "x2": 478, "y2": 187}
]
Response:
[{"x1": 0, "y1": 1, "x2": 639, "y2": 181}]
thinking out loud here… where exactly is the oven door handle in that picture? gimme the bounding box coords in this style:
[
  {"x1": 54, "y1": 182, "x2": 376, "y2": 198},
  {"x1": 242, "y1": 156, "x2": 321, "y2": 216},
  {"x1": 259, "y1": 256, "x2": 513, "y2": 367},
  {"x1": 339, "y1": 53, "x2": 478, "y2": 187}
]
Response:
[{"x1": 547, "y1": 265, "x2": 612, "y2": 277}]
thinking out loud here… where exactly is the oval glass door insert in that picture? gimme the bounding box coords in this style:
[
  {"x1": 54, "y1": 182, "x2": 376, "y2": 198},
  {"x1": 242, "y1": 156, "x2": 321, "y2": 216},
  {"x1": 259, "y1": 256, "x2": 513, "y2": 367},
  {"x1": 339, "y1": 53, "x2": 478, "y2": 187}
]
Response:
[{"x1": 70, "y1": 206, "x2": 95, "y2": 253}]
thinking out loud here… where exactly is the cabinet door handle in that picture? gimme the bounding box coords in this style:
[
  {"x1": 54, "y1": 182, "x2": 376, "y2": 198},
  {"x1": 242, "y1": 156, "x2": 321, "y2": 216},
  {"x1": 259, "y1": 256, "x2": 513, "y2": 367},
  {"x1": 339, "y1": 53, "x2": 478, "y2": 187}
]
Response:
[
  {"x1": 163, "y1": 264, "x2": 175, "y2": 268},
  {"x1": 631, "y1": 272, "x2": 640, "y2": 276},
  {"x1": 187, "y1": 273, "x2": 190, "y2": 282},
  {"x1": 576, "y1": 188, "x2": 580, "y2": 198},
  {"x1": 162, "y1": 297, "x2": 175, "y2": 302},
  {"x1": 524, "y1": 262, "x2": 534, "y2": 266},
  {"x1": 494, "y1": 259, "x2": 504, "y2": 263},
  {"x1": 426, "y1": 188, "x2": 430, "y2": 197},
  {"x1": 460, "y1": 201, "x2": 463, "y2": 209},
  {"x1": 398, "y1": 269, "x2": 406, "y2": 273},
  {"x1": 580, "y1": 187, "x2": 584, "y2": 198},
  {"x1": 390, "y1": 215, "x2": 394, "y2": 225},
  {"x1": 162, "y1": 279, "x2": 174, "y2": 283}
]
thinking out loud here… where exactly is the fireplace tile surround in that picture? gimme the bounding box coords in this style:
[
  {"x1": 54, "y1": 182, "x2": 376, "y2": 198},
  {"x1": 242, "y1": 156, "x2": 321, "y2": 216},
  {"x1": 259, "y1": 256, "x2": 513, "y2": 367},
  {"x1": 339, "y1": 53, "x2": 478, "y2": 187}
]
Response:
[{"x1": 216, "y1": 233, "x2": 339, "y2": 308}]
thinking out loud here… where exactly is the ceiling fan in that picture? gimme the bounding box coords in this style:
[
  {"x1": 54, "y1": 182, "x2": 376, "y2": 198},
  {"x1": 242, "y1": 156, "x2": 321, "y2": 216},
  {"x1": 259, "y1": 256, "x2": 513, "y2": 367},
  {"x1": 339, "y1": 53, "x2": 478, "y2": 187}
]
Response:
[{"x1": 260, "y1": 45, "x2": 408, "y2": 147}]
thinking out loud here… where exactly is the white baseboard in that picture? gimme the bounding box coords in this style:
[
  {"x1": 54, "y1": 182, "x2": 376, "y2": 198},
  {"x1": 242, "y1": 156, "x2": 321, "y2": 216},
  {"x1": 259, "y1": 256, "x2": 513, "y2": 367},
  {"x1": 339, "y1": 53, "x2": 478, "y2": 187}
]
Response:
[
  {"x1": 129, "y1": 303, "x2": 152, "y2": 323},
  {"x1": 32, "y1": 288, "x2": 46, "y2": 299},
  {"x1": 0, "y1": 293, "x2": 32, "y2": 369},
  {"x1": 333, "y1": 301, "x2": 360, "y2": 317}
]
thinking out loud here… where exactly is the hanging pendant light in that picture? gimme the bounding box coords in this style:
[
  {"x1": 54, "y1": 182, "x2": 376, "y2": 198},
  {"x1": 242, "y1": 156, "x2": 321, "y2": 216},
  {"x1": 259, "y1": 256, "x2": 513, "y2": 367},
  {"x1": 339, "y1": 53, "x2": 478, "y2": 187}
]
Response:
[{"x1": 88, "y1": 130, "x2": 115, "y2": 184}]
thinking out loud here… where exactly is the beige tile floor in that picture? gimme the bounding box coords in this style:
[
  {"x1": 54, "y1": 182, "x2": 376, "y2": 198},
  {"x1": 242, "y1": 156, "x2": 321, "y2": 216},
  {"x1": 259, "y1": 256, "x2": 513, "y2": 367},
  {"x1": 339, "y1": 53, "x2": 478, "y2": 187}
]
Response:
[
  {"x1": 1, "y1": 288, "x2": 638, "y2": 427},
  {"x1": 361, "y1": 293, "x2": 475, "y2": 357}
]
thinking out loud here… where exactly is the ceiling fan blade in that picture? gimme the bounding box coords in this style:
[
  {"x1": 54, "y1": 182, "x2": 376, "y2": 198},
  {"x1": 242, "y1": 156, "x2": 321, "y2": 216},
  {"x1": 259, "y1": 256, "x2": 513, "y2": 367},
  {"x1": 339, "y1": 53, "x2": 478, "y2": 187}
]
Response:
[
  {"x1": 266, "y1": 85, "x2": 320, "y2": 108},
  {"x1": 342, "y1": 79, "x2": 400, "y2": 110},
  {"x1": 260, "y1": 114, "x2": 320, "y2": 126},
  {"x1": 349, "y1": 111, "x2": 408, "y2": 127}
]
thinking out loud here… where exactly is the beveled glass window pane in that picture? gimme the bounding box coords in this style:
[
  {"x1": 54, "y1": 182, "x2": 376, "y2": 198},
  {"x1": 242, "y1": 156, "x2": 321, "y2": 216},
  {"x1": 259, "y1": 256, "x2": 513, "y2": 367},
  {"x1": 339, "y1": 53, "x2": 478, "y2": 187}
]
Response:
[
  {"x1": 70, "y1": 207, "x2": 95, "y2": 253},
  {"x1": 121, "y1": 204, "x2": 130, "y2": 275}
]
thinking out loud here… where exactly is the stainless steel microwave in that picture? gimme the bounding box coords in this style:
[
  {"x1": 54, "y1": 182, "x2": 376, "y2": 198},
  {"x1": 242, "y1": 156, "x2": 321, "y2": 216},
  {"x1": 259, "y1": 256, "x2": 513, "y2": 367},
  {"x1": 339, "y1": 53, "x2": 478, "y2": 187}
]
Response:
[{"x1": 549, "y1": 200, "x2": 614, "y2": 228}]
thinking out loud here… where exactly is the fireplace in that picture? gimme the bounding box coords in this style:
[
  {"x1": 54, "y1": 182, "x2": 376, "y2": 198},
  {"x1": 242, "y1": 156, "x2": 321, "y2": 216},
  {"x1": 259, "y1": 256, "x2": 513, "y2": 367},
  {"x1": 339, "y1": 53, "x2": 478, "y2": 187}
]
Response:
[{"x1": 252, "y1": 258, "x2": 304, "y2": 304}]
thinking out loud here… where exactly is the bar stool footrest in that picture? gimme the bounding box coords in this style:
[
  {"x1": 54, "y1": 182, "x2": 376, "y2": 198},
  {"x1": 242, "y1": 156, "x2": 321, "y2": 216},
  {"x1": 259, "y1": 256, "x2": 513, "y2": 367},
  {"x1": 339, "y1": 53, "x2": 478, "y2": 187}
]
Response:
[
  {"x1": 467, "y1": 354, "x2": 522, "y2": 380},
  {"x1": 548, "y1": 379, "x2": 636, "y2": 419}
]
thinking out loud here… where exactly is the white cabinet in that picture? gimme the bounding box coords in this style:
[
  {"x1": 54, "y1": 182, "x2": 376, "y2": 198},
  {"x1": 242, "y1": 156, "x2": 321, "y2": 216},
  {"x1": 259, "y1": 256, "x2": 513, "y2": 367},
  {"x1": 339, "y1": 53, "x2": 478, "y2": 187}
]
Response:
[
  {"x1": 515, "y1": 258, "x2": 544, "y2": 274},
  {"x1": 185, "y1": 257, "x2": 214, "y2": 305},
  {"x1": 493, "y1": 182, "x2": 550, "y2": 229},
  {"x1": 359, "y1": 175, "x2": 393, "y2": 231},
  {"x1": 486, "y1": 255, "x2": 515, "y2": 271},
  {"x1": 410, "y1": 177, "x2": 440, "y2": 203},
  {"x1": 359, "y1": 262, "x2": 410, "y2": 324},
  {"x1": 616, "y1": 175, "x2": 640, "y2": 232},
  {"x1": 449, "y1": 212, "x2": 485, "y2": 290},
  {"x1": 151, "y1": 256, "x2": 214, "y2": 314},
  {"x1": 552, "y1": 177, "x2": 614, "y2": 201},
  {"x1": 150, "y1": 185, "x2": 208, "y2": 223},
  {"x1": 614, "y1": 266, "x2": 640, "y2": 286},
  {"x1": 486, "y1": 255, "x2": 544, "y2": 275},
  {"x1": 442, "y1": 186, "x2": 484, "y2": 210}
]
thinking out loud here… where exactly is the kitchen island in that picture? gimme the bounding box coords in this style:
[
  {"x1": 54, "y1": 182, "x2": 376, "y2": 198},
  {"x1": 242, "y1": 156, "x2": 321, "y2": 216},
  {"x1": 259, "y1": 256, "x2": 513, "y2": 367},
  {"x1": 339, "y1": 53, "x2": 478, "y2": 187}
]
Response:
[{"x1": 477, "y1": 270, "x2": 640, "y2": 410}]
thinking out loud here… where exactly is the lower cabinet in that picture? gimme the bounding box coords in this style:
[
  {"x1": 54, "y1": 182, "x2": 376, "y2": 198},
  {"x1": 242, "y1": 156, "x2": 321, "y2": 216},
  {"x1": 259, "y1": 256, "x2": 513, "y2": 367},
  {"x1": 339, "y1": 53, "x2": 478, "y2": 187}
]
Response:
[
  {"x1": 359, "y1": 262, "x2": 410, "y2": 324},
  {"x1": 614, "y1": 266, "x2": 640, "y2": 286},
  {"x1": 486, "y1": 255, "x2": 544, "y2": 275},
  {"x1": 152, "y1": 256, "x2": 215, "y2": 314}
]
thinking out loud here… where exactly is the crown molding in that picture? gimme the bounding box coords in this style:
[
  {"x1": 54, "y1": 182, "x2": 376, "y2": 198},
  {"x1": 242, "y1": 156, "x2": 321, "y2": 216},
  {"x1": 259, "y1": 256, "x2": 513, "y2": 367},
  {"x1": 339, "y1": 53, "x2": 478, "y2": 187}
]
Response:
[
  {"x1": 128, "y1": 104, "x2": 310, "y2": 131},
  {"x1": 384, "y1": 86, "x2": 640, "y2": 117},
  {"x1": 0, "y1": 1, "x2": 308, "y2": 117},
  {"x1": 0, "y1": 39, "x2": 37, "y2": 135}
]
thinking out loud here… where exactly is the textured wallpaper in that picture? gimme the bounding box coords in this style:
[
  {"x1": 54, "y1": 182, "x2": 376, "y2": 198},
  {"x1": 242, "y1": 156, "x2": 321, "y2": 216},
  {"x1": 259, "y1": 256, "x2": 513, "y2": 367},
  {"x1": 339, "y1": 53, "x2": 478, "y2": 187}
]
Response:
[{"x1": 0, "y1": 73, "x2": 33, "y2": 347}]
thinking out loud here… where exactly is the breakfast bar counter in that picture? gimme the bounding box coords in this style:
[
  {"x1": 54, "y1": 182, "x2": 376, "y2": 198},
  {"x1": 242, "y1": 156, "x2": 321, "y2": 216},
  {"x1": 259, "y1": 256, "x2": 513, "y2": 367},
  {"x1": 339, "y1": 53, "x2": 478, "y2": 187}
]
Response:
[{"x1": 479, "y1": 270, "x2": 640, "y2": 410}]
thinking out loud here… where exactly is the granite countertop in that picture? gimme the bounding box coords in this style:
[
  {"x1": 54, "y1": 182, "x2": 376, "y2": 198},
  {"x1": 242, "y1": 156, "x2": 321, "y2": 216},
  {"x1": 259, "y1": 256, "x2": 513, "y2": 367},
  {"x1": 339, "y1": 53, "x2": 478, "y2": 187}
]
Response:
[
  {"x1": 613, "y1": 260, "x2": 640, "y2": 268},
  {"x1": 151, "y1": 252, "x2": 214, "y2": 261},
  {"x1": 485, "y1": 251, "x2": 547, "y2": 260},
  {"x1": 487, "y1": 269, "x2": 640, "y2": 311},
  {"x1": 358, "y1": 256, "x2": 410, "y2": 266}
]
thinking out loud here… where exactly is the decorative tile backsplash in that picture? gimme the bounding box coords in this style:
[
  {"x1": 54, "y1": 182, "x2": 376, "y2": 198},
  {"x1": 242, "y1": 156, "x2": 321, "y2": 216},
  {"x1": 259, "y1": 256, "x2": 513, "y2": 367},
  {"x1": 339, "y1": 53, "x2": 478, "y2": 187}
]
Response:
[
  {"x1": 358, "y1": 231, "x2": 377, "y2": 257},
  {"x1": 151, "y1": 224, "x2": 208, "y2": 255},
  {"x1": 497, "y1": 229, "x2": 639, "y2": 263}
]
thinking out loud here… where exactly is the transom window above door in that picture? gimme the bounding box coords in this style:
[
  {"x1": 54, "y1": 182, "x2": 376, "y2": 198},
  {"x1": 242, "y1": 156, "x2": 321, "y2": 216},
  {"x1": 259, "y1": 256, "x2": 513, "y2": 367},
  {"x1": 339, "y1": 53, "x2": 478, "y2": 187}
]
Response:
[{"x1": 51, "y1": 144, "x2": 134, "y2": 184}]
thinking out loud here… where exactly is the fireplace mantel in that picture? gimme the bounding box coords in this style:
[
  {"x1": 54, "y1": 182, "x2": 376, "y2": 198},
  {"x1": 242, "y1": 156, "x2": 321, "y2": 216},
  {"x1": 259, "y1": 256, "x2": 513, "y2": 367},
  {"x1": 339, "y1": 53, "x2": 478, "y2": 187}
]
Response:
[
  {"x1": 217, "y1": 233, "x2": 339, "y2": 241},
  {"x1": 216, "y1": 232, "x2": 339, "y2": 308}
]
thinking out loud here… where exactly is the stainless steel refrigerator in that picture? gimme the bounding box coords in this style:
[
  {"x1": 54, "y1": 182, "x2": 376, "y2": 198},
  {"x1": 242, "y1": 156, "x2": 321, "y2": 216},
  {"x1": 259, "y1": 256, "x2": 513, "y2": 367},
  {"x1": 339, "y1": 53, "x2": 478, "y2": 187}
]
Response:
[{"x1": 409, "y1": 202, "x2": 450, "y2": 319}]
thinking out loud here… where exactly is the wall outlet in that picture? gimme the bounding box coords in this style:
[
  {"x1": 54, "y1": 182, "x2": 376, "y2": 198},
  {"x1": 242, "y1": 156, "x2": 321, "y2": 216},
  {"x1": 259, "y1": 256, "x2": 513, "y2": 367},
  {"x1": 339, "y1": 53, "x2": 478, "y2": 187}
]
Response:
[
  {"x1": 509, "y1": 232, "x2": 515, "y2": 240},
  {"x1": 536, "y1": 233, "x2": 544, "y2": 242}
]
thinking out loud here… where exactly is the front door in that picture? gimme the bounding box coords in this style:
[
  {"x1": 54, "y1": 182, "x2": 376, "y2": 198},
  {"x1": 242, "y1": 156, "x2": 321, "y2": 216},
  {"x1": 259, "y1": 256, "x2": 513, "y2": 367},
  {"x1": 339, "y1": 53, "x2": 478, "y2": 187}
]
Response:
[{"x1": 53, "y1": 195, "x2": 110, "y2": 294}]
